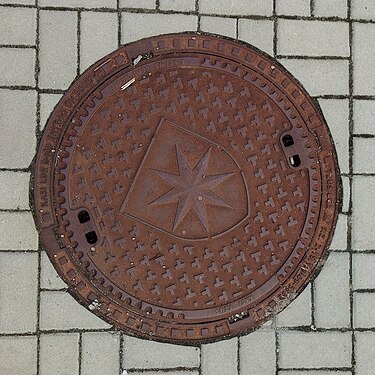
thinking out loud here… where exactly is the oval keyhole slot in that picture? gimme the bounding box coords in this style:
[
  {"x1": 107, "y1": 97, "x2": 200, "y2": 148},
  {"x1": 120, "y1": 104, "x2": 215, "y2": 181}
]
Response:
[
  {"x1": 85, "y1": 231, "x2": 98, "y2": 244},
  {"x1": 282, "y1": 134, "x2": 294, "y2": 147},
  {"x1": 289, "y1": 154, "x2": 301, "y2": 167},
  {"x1": 78, "y1": 210, "x2": 91, "y2": 223}
]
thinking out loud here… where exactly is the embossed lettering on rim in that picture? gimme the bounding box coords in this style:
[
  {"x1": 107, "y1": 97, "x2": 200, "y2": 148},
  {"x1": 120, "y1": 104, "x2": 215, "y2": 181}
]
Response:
[{"x1": 32, "y1": 33, "x2": 340, "y2": 345}]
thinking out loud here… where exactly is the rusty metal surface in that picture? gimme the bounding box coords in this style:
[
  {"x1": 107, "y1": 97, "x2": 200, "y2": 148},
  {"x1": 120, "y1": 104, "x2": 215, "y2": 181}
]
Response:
[{"x1": 32, "y1": 33, "x2": 340, "y2": 344}]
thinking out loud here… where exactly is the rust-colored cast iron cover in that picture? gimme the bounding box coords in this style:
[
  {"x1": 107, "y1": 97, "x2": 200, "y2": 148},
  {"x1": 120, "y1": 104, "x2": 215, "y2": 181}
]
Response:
[{"x1": 33, "y1": 33, "x2": 339, "y2": 344}]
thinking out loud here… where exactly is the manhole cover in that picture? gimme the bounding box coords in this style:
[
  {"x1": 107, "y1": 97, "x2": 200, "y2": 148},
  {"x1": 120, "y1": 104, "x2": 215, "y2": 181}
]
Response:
[{"x1": 32, "y1": 33, "x2": 339, "y2": 344}]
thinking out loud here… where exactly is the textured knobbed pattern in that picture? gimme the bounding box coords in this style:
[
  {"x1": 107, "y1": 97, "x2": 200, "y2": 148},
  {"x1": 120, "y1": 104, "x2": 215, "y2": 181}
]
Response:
[{"x1": 33, "y1": 33, "x2": 339, "y2": 344}]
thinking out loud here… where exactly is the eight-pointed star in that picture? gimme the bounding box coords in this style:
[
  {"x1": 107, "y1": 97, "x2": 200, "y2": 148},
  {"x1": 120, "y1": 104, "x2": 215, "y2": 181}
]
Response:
[{"x1": 149, "y1": 145, "x2": 233, "y2": 232}]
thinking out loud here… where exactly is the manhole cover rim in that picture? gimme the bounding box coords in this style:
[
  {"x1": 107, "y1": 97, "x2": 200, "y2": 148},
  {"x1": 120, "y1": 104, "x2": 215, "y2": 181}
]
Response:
[{"x1": 31, "y1": 32, "x2": 340, "y2": 345}]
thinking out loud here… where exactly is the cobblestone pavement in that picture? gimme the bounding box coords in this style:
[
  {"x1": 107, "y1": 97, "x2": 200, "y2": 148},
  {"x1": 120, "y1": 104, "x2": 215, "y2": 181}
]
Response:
[{"x1": 0, "y1": 0, "x2": 374, "y2": 374}]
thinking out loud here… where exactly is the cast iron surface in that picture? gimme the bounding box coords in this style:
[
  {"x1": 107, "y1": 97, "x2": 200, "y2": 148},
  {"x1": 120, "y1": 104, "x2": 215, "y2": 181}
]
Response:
[{"x1": 33, "y1": 33, "x2": 339, "y2": 344}]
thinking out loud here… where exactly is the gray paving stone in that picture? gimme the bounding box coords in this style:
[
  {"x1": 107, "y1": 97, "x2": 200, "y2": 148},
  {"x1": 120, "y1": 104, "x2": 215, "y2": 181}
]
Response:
[
  {"x1": 353, "y1": 137, "x2": 375, "y2": 173},
  {"x1": 314, "y1": 253, "x2": 350, "y2": 328},
  {"x1": 279, "y1": 372, "x2": 351, "y2": 375},
  {"x1": 353, "y1": 253, "x2": 375, "y2": 290},
  {"x1": 160, "y1": 0, "x2": 196, "y2": 11},
  {"x1": 354, "y1": 99, "x2": 375, "y2": 135},
  {"x1": 352, "y1": 176, "x2": 375, "y2": 250},
  {"x1": 131, "y1": 372, "x2": 199, "y2": 375},
  {"x1": 0, "y1": 171, "x2": 30, "y2": 210},
  {"x1": 314, "y1": 0, "x2": 348, "y2": 18},
  {"x1": 341, "y1": 175, "x2": 350, "y2": 213},
  {"x1": 355, "y1": 331, "x2": 375, "y2": 375},
  {"x1": 318, "y1": 99, "x2": 349, "y2": 174},
  {"x1": 239, "y1": 331, "x2": 275, "y2": 375},
  {"x1": 0, "y1": 89, "x2": 36, "y2": 168},
  {"x1": 40, "y1": 333, "x2": 79, "y2": 375},
  {"x1": 353, "y1": 292, "x2": 375, "y2": 328},
  {"x1": 0, "y1": 212, "x2": 38, "y2": 250},
  {"x1": 352, "y1": 0, "x2": 375, "y2": 20},
  {"x1": 0, "y1": 0, "x2": 34, "y2": 3},
  {"x1": 82, "y1": 332, "x2": 120, "y2": 375},
  {"x1": 259, "y1": 319, "x2": 274, "y2": 329},
  {"x1": 123, "y1": 335, "x2": 200, "y2": 369},
  {"x1": 39, "y1": 0, "x2": 116, "y2": 7},
  {"x1": 330, "y1": 213, "x2": 348, "y2": 250},
  {"x1": 40, "y1": 93, "x2": 62, "y2": 129},
  {"x1": 39, "y1": 10, "x2": 77, "y2": 90},
  {"x1": 279, "y1": 331, "x2": 352, "y2": 368},
  {"x1": 201, "y1": 337, "x2": 238, "y2": 375},
  {"x1": 0, "y1": 253, "x2": 38, "y2": 333},
  {"x1": 80, "y1": 11, "x2": 117, "y2": 72},
  {"x1": 40, "y1": 251, "x2": 67, "y2": 289},
  {"x1": 0, "y1": 48, "x2": 35, "y2": 86},
  {"x1": 121, "y1": 12, "x2": 198, "y2": 44},
  {"x1": 40, "y1": 291, "x2": 110, "y2": 330},
  {"x1": 276, "y1": 0, "x2": 310, "y2": 16},
  {"x1": 0, "y1": 336, "x2": 37, "y2": 375},
  {"x1": 200, "y1": 0, "x2": 273, "y2": 16},
  {"x1": 278, "y1": 20, "x2": 349, "y2": 57},
  {"x1": 353, "y1": 23, "x2": 375, "y2": 95},
  {"x1": 276, "y1": 283, "x2": 312, "y2": 327},
  {"x1": 0, "y1": 7, "x2": 36, "y2": 45},
  {"x1": 238, "y1": 19, "x2": 274, "y2": 55},
  {"x1": 279, "y1": 59, "x2": 349, "y2": 96},
  {"x1": 120, "y1": 0, "x2": 156, "y2": 8},
  {"x1": 200, "y1": 16, "x2": 237, "y2": 38}
]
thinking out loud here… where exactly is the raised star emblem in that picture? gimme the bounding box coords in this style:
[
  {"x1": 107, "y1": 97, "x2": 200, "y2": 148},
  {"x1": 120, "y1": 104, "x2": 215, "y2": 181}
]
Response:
[{"x1": 149, "y1": 145, "x2": 233, "y2": 232}]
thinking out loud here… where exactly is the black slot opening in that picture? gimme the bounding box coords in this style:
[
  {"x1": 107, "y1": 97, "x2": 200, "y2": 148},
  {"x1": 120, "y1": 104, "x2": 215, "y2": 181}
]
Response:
[
  {"x1": 85, "y1": 231, "x2": 98, "y2": 244},
  {"x1": 78, "y1": 210, "x2": 90, "y2": 223},
  {"x1": 289, "y1": 154, "x2": 301, "y2": 167},
  {"x1": 282, "y1": 134, "x2": 294, "y2": 147}
]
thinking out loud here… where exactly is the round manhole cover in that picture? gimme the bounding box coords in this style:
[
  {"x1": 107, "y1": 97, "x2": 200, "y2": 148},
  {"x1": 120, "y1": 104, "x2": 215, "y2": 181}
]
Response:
[{"x1": 33, "y1": 33, "x2": 339, "y2": 344}]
